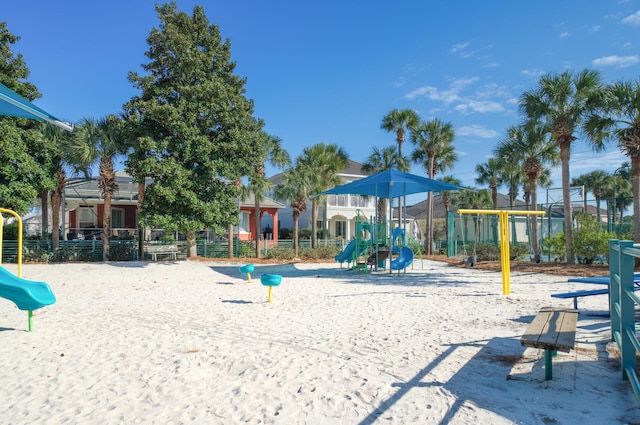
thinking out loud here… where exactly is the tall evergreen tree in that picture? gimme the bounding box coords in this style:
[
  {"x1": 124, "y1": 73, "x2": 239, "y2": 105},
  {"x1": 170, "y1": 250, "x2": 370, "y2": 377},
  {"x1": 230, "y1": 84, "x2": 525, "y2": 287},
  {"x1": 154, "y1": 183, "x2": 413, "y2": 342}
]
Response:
[{"x1": 124, "y1": 3, "x2": 261, "y2": 257}]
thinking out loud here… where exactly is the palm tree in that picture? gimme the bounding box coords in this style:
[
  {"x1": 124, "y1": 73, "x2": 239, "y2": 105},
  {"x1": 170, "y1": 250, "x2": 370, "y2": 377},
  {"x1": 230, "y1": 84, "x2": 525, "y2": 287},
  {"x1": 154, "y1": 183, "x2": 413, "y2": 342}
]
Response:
[
  {"x1": 381, "y1": 108, "x2": 419, "y2": 163},
  {"x1": 361, "y1": 146, "x2": 404, "y2": 225},
  {"x1": 520, "y1": 69, "x2": 605, "y2": 263},
  {"x1": 410, "y1": 118, "x2": 456, "y2": 254},
  {"x1": 297, "y1": 143, "x2": 349, "y2": 248},
  {"x1": 245, "y1": 132, "x2": 290, "y2": 258},
  {"x1": 584, "y1": 79, "x2": 640, "y2": 242},
  {"x1": 432, "y1": 142, "x2": 458, "y2": 178},
  {"x1": 72, "y1": 115, "x2": 126, "y2": 261},
  {"x1": 571, "y1": 170, "x2": 609, "y2": 223},
  {"x1": 39, "y1": 123, "x2": 89, "y2": 251},
  {"x1": 475, "y1": 158, "x2": 503, "y2": 209},
  {"x1": 492, "y1": 156, "x2": 524, "y2": 209},
  {"x1": 494, "y1": 122, "x2": 559, "y2": 260},
  {"x1": 454, "y1": 188, "x2": 493, "y2": 259},
  {"x1": 273, "y1": 164, "x2": 313, "y2": 257},
  {"x1": 440, "y1": 175, "x2": 463, "y2": 242}
]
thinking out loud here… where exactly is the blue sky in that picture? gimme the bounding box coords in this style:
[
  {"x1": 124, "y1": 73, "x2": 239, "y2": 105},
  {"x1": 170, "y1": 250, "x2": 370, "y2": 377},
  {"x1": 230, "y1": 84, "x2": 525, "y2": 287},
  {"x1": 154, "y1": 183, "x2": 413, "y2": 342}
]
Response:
[{"x1": 4, "y1": 1, "x2": 640, "y2": 204}]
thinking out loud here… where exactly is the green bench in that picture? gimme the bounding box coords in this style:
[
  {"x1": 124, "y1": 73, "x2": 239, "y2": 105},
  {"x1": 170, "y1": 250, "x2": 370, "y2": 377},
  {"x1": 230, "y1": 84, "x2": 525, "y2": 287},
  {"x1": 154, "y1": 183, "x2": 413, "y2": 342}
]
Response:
[{"x1": 520, "y1": 306, "x2": 578, "y2": 380}]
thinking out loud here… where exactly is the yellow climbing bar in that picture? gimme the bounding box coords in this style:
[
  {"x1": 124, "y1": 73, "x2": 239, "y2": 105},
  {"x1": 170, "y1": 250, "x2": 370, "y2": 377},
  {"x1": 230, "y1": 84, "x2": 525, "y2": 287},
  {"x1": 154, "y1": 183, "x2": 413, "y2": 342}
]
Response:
[{"x1": 457, "y1": 209, "x2": 546, "y2": 295}]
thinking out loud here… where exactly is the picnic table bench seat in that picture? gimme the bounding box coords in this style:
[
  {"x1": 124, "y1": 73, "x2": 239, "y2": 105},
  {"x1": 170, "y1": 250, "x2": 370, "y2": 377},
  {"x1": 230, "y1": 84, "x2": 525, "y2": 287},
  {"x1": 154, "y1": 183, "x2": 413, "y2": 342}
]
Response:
[
  {"x1": 520, "y1": 306, "x2": 578, "y2": 380},
  {"x1": 551, "y1": 288, "x2": 609, "y2": 310}
]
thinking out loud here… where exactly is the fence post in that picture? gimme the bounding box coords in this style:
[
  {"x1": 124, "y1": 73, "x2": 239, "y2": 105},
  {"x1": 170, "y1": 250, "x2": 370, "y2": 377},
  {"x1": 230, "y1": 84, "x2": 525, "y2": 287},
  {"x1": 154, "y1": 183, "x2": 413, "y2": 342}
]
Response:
[
  {"x1": 619, "y1": 240, "x2": 636, "y2": 381},
  {"x1": 610, "y1": 240, "x2": 621, "y2": 343}
]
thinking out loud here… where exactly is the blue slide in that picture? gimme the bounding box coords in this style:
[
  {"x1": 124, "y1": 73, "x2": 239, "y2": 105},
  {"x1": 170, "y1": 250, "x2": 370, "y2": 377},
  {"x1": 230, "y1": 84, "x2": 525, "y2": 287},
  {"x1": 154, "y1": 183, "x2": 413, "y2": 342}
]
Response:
[
  {"x1": 390, "y1": 246, "x2": 414, "y2": 271},
  {"x1": 335, "y1": 239, "x2": 358, "y2": 265},
  {"x1": 0, "y1": 265, "x2": 56, "y2": 311}
]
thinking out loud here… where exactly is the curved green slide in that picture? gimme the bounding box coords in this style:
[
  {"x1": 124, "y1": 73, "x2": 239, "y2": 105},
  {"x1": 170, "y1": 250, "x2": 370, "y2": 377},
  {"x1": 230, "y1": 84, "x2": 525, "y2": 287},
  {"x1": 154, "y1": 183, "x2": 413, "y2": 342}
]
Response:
[{"x1": 0, "y1": 265, "x2": 56, "y2": 311}]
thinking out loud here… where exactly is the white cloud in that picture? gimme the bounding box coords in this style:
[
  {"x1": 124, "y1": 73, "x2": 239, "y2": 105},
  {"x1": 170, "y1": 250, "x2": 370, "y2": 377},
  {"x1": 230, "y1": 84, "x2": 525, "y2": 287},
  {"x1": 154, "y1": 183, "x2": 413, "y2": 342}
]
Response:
[
  {"x1": 592, "y1": 55, "x2": 639, "y2": 68},
  {"x1": 449, "y1": 42, "x2": 469, "y2": 54},
  {"x1": 521, "y1": 68, "x2": 545, "y2": 78},
  {"x1": 560, "y1": 31, "x2": 570, "y2": 38},
  {"x1": 457, "y1": 125, "x2": 499, "y2": 139},
  {"x1": 405, "y1": 77, "x2": 478, "y2": 103},
  {"x1": 454, "y1": 100, "x2": 505, "y2": 114},
  {"x1": 622, "y1": 10, "x2": 640, "y2": 25}
]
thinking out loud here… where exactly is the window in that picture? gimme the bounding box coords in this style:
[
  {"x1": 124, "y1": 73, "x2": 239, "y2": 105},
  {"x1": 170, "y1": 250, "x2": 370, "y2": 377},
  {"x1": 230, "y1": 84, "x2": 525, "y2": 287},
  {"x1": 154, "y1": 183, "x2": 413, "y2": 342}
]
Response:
[
  {"x1": 335, "y1": 221, "x2": 346, "y2": 238},
  {"x1": 112, "y1": 208, "x2": 124, "y2": 229},
  {"x1": 78, "y1": 206, "x2": 96, "y2": 229},
  {"x1": 328, "y1": 194, "x2": 347, "y2": 207},
  {"x1": 239, "y1": 211, "x2": 250, "y2": 233},
  {"x1": 350, "y1": 195, "x2": 369, "y2": 208}
]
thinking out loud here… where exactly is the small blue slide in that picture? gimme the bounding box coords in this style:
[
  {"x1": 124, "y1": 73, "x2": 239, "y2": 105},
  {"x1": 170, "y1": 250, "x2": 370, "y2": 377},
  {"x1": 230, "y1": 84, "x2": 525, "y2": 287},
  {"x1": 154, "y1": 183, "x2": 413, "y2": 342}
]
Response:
[
  {"x1": 335, "y1": 239, "x2": 358, "y2": 265},
  {"x1": 390, "y1": 246, "x2": 414, "y2": 271},
  {"x1": 0, "y1": 265, "x2": 56, "y2": 311}
]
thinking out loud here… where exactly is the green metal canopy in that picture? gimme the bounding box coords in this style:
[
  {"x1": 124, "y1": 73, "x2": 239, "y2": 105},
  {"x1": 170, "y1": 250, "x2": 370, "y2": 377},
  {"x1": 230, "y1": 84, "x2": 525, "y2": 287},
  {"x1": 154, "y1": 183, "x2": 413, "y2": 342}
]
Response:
[{"x1": 0, "y1": 82, "x2": 72, "y2": 131}]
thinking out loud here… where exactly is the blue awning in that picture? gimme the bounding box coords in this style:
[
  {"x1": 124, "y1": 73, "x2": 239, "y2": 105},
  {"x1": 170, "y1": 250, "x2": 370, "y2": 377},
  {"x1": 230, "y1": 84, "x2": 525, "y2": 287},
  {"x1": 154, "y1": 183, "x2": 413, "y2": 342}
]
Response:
[
  {"x1": 0, "y1": 82, "x2": 72, "y2": 131},
  {"x1": 317, "y1": 169, "x2": 464, "y2": 199}
]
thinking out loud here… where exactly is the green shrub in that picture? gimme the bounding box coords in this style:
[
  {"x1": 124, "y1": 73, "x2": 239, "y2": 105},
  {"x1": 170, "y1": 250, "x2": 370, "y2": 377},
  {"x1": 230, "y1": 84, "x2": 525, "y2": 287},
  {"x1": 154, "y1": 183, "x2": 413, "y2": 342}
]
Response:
[
  {"x1": 23, "y1": 244, "x2": 51, "y2": 263},
  {"x1": 265, "y1": 246, "x2": 296, "y2": 261},
  {"x1": 2, "y1": 222, "x2": 25, "y2": 240},
  {"x1": 573, "y1": 213, "x2": 614, "y2": 264},
  {"x1": 300, "y1": 246, "x2": 340, "y2": 260},
  {"x1": 470, "y1": 243, "x2": 530, "y2": 262},
  {"x1": 49, "y1": 248, "x2": 75, "y2": 263},
  {"x1": 542, "y1": 233, "x2": 566, "y2": 262},
  {"x1": 109, "y1": 242, "x2": 136, "y2": 261}
]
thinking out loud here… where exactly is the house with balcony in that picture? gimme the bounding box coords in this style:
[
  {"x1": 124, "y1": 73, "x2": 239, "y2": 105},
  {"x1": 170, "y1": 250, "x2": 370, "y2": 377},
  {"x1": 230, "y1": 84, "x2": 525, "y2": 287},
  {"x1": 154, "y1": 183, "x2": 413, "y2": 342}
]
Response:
[{"x1": 62, "y1": 171, "x2": 284, "y2": 242}]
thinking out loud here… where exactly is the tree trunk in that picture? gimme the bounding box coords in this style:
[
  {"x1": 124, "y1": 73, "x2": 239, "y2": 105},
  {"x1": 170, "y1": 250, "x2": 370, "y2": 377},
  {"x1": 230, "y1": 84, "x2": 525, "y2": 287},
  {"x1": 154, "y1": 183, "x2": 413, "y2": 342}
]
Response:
[
  {"x1": 51, "y1": 167, "x2": 66, "y2": 252},
  {"x1": 50, "y1": 191, "x2": 61, "y2": 252},
  {"x1": 254, "y1": 197, "x2": 261, "y2": 259},
  {"x1": 228, "y1": 223, "x2": 234, "y2": 259},
  {"x1": 137, "y1": 181, "x2": 145, "y2": 261},
  {"x1": 426, "y1": 155, "x2": 436, "y2": 255},
  {"x1": 311, "y1": 199, "x2": 318, "y2": 249},
  {"x1": 632, "y1": 156, "x2": 640, "y2": 244},
  {"x1": 102, "y1": 193, "x2": 112, "y2": 262},
  {"x1": 560, "y1": 147, "x2": 574, "y2": 263},
  {"x1": 530, "y1": 177, "x2": 540, "y2": 262},
  {"x1": 40, "y1": 190, "x2": 49, "y2": 241},
  {"x1": 426, "y1": 192, "x2": 433, "y2": 255},
  {"x1": 187, "y1": 230, "x2": 197, "y2": 258},
  {"x1": 293, "y1": 214, "x2": 299, "y2": 257}
]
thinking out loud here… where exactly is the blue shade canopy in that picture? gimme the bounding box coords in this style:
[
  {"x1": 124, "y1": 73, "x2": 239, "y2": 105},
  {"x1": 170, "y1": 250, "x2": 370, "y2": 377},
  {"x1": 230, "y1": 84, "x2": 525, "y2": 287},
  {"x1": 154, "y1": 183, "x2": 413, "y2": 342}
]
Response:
[
  {"x1": 317, "y1": 169, "x2": 464, "y2": 199},
  {"x1": 0, "y1": 82, "x2": 73, "y2": 131}
]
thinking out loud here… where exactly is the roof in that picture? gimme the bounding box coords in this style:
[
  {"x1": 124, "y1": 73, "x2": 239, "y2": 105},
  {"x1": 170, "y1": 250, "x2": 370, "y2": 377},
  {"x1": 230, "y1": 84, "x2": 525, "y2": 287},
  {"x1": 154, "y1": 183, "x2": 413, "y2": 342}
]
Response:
[
  {"x1": 269, "y1": 159, "x2": 370, "y2": 185},
  {"x1": 64, "y1": 171, "x2": 284, "y2": 209},
  {"x1": 406, "y1": 192, "x2": 527, "y2": 219}
]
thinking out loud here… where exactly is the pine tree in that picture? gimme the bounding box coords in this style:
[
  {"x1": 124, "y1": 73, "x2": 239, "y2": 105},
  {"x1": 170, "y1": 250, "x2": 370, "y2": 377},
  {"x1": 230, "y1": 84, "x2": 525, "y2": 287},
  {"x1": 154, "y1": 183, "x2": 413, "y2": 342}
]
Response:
[{"x1": 124, "y1": 3, "x2": 262, "y2": 257}]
